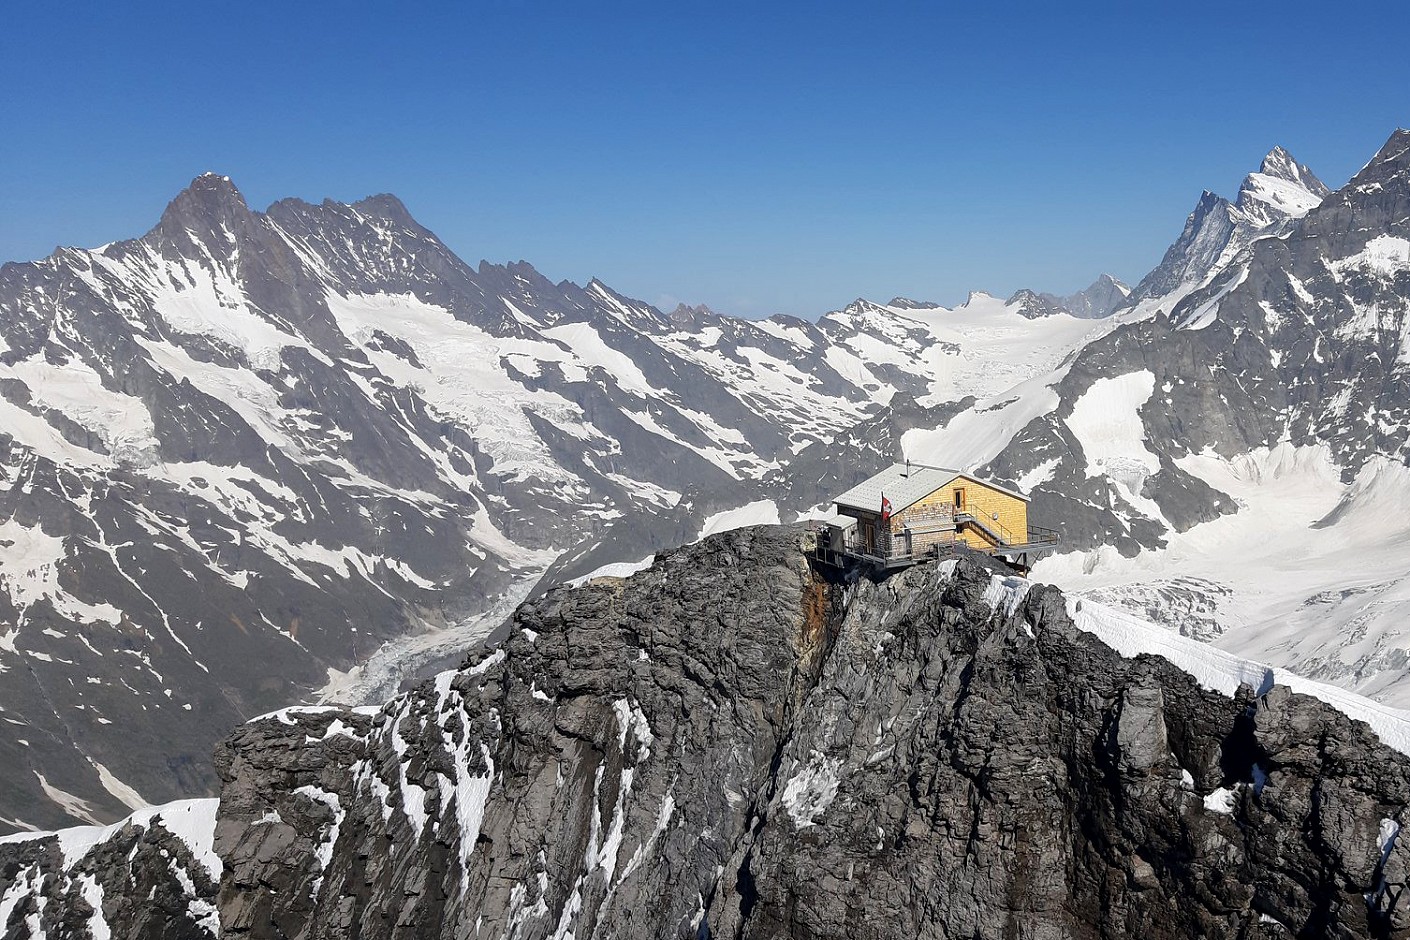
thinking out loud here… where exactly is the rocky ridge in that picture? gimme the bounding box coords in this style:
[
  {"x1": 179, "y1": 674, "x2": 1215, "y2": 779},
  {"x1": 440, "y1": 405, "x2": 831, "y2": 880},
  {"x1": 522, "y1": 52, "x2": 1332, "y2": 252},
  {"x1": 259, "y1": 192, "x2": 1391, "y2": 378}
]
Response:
[{"x1": 4, "y1": 526, "x2": 1410, "y2": 938}]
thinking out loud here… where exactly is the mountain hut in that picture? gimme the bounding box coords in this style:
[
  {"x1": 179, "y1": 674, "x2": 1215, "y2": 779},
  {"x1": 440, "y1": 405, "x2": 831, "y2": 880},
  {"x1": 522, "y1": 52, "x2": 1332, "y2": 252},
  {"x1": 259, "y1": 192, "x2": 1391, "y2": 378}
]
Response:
[{"x1": 816, "y1": 462, "x2": 1059, "y2": 574}]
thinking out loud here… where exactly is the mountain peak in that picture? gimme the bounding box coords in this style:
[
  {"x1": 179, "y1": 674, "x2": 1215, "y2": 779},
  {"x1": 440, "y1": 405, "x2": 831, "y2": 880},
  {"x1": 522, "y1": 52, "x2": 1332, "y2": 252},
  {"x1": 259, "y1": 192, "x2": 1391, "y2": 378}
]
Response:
[
  {"x1": 152, "y1": 173, "x2": 257, "y2": 247},
  {"x1": 1258, "y1": 146, "x2": 1300, "y2": 181},
  {"x1": 1364, "y1": 127, "x2": 1410, "y2": 173},
  {"x1": 887, "y1": 296, "x2": 942, "y2": 310},
  {"x1": 667, "y1": 302, "x2": 719, "y2": 329},
  {"x1": 1260, "y1": 146, "x2": 1328, "y2": 194},
  {"x1": 175, "y1": 172, "x2": 248, "y2": 206},
  {"x1": 1236, "y1": 147, "x2": 1329, "y2": 225},
  {"x1": 351, "y1": 193, "x2": 419, "y2": 229},
  {"x1": 1046, "y1": 273, "x2": 1131, "y2": 319},
  {"x1": 1328, "y1": 128, "x2": 1410, "y2": 213}
]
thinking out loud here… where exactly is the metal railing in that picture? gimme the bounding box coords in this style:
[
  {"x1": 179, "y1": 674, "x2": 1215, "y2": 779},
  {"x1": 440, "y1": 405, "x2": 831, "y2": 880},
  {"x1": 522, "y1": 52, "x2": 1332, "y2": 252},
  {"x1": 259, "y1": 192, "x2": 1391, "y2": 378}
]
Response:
[
  {"x1": 816, "y1": 523, "x2": 958, "y2": 569},
  {"x1": 812, "y1": 517, "x2": 1061, "y2": 572},
  {"x1": 1024, "y1": 523, "x2": 1061, "y2": 546},
  {"x1": 953, "y1": 511, "x2": 1014, "y2": 547}
]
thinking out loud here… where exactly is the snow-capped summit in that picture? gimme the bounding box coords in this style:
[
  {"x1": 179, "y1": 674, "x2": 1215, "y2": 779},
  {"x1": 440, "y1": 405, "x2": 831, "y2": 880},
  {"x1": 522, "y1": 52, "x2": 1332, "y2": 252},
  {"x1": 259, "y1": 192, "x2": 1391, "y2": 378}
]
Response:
[
  {"x1": 1131, "y1": 147, "x2": 1329, "y2": 305},
  {"x1": 1234, "y1": 146, "x2": 1330, "y2": 227}
]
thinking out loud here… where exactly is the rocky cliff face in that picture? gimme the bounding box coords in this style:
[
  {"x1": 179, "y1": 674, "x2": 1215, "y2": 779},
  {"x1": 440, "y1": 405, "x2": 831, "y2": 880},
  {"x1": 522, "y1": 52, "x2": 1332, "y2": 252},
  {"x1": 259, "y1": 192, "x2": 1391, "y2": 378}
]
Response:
[{"x1": 6, "y1": 526, "x2": 1409, "y2": 938}]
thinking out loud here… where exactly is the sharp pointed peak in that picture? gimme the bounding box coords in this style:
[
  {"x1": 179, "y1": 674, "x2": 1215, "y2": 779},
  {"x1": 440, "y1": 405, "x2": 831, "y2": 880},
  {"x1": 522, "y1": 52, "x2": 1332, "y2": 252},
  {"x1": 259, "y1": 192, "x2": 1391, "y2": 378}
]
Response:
[
  {"x1": 1340, "y1": 128, "x2": 1410, "y2": 196},
  {"x1": 152, "y1": 172, "x2": 256, "y2": 242},
  {"x1": 1259, "y1": 145, "x2": 1296, "y2": 174},
  {"x1": 1236, "y1": 145, "x2": 1330, "y2": 220},
  {"x1": 1250, "y1": 145, "x2": 1326, "y2": 192}
]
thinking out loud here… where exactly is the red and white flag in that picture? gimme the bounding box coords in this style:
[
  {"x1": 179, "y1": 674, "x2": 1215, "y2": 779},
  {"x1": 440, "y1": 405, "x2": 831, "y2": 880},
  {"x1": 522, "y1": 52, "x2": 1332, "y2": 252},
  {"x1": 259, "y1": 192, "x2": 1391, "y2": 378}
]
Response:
[{"x1": 880, "y1": 492, "x2": 892, "y2": 522}]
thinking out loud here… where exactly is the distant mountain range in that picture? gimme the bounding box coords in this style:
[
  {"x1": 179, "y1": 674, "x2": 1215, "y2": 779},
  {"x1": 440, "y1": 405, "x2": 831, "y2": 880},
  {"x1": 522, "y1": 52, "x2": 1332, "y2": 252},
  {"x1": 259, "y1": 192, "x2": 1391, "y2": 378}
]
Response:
[
  {"x1": 0, "y1": 127, "x2": 1403, "y2": 834},
  {"x1": 0, "y1": 172, "x2": 1118, "y2": 829}
]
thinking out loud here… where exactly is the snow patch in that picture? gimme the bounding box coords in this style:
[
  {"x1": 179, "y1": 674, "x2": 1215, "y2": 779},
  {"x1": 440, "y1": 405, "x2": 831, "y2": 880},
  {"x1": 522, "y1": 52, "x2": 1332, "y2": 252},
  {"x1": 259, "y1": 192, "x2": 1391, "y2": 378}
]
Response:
[
  {"x1": 1333, "y1": 235, "x2": 1410, "y2": 278},
  {"x1": 1064, "y1": 370, "x2": 1160, "y2": 481},
  {"x1": 697, "y1": 500, "x2": 780, "y2": 540},
  {"x1": 780, "y1": 752, "x2": 843, "y2": 828},
  {"x1": 568, "y1": 555, "x2": 655, "y2": 587}
]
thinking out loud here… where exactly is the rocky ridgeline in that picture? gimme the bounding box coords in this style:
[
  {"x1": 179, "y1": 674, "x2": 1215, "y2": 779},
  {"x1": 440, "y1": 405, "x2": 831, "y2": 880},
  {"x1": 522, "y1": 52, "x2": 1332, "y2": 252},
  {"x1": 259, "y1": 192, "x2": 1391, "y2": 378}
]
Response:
[{"x1": 3, "y1": 525, "x2": 1409, "y2": 937}]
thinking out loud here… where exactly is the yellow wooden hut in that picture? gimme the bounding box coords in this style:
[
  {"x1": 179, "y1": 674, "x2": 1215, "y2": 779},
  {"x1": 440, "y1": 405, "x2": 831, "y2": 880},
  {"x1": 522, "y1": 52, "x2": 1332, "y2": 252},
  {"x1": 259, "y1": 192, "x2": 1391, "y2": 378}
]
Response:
[{"x1": 819, "y1": 462, "x2": 1057, "y2": 572}]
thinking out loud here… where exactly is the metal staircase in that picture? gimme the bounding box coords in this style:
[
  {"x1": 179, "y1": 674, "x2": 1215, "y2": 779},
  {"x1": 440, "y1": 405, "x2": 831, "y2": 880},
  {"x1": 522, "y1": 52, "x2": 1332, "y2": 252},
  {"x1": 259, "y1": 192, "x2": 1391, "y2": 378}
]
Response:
[{"x1": 954, "y1": 511, "x2": 1012, "y2": 547}]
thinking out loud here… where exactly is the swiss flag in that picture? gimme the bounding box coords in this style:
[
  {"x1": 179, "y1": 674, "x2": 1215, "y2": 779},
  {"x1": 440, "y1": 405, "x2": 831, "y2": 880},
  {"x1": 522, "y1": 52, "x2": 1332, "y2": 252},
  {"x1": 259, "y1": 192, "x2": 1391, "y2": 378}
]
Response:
[{"x1": 880, "y1": 493, "x2": 893, "y2": 522}]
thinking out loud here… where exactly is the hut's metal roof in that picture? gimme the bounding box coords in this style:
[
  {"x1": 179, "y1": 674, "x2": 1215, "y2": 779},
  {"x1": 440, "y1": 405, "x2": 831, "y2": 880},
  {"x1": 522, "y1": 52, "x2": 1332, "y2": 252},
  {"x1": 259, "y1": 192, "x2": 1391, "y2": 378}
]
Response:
[{"x1": 832, "y1": 463, "x2": 1029, "y2": 514}]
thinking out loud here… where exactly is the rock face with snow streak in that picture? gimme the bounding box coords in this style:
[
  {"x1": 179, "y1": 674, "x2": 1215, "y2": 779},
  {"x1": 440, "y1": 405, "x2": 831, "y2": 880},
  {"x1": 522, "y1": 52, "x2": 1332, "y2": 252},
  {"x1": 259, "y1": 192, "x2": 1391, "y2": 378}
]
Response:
[
  {"x1": 0, "y1": 799, "x2": 222, "y2": 939},
  {"x1": 11, "y1": 526, "x2": 1410, "y2": 938}
]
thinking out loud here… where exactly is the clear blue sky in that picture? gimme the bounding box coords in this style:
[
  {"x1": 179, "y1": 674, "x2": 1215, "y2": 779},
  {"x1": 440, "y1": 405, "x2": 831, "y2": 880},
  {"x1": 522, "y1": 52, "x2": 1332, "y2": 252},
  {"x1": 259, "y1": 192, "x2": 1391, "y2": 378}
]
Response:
[{"x1": 3, "y1": 1, "x2": 1407, "y2": 318}]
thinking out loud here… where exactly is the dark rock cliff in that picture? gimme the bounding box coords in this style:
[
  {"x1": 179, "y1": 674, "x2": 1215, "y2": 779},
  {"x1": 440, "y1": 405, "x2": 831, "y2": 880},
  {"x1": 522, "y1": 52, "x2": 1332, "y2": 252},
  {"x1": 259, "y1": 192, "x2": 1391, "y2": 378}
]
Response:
[{"x1": 4, "y1": 525, "x2": 1409, "y2": 938}]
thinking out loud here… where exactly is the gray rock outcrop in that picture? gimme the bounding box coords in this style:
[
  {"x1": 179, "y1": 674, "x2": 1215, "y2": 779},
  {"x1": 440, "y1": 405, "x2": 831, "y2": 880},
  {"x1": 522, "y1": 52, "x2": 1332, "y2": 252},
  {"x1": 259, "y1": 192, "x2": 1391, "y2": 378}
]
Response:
[{"x1": 5, "y1": 525, "x2": 1408, "y2": 937}]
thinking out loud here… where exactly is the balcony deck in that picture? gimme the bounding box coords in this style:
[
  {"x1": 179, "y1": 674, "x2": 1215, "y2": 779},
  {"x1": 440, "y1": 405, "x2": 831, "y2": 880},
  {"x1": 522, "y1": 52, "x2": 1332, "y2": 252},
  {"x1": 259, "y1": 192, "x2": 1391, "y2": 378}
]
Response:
[{"x1": 813, "y1": 521, "x2": 1060, "y2": 574}]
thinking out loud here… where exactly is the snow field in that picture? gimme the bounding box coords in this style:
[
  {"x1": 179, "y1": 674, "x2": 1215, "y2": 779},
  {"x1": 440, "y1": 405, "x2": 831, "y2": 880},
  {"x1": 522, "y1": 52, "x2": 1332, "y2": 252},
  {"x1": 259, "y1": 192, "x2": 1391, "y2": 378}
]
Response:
[{"x1": 1036, "y1": 445, "x2": 1410, "y2": 707}]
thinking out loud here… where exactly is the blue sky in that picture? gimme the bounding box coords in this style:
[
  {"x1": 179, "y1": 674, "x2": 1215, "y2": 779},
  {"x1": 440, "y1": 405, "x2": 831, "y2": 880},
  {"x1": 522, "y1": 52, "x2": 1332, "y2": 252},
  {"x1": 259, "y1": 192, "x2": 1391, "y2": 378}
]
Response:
[{"x1": 3, "y1": 1, "x2": 1407, "y2": 317}]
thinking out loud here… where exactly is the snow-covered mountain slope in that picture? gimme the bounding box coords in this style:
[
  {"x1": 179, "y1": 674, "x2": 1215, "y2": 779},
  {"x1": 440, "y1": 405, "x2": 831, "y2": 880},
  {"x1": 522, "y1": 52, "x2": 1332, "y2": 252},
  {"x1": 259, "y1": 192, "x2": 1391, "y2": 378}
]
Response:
[
  {"x1": 0, "y1": 798, "x2": 221, "y2": 939},
  {"x1": 1040, "y1": 447, "x2": 1410, "y2": 707},
  {"x1": 814, "y1": 292, "x2": 1112, "y2": 405},
  {"x1": 1065, "y1": 584, "x2": 1410, "y2": 754},
  {"x1": 0, "y1": 175, "x2": 1117, "y2": 832},
  {"x1": 971, "y1": 129, "x2": 1410, "y2": 704},
  {"x1": 539, "y1": 293, "x2": 1115, "y2": 586}
]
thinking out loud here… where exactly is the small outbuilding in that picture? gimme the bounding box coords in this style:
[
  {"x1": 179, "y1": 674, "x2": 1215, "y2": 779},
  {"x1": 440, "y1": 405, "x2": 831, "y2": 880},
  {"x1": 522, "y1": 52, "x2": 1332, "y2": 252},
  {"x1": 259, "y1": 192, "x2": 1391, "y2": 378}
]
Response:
[{"x1": 817, "y1": 462, "x2": 1058, "y2": 573}]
